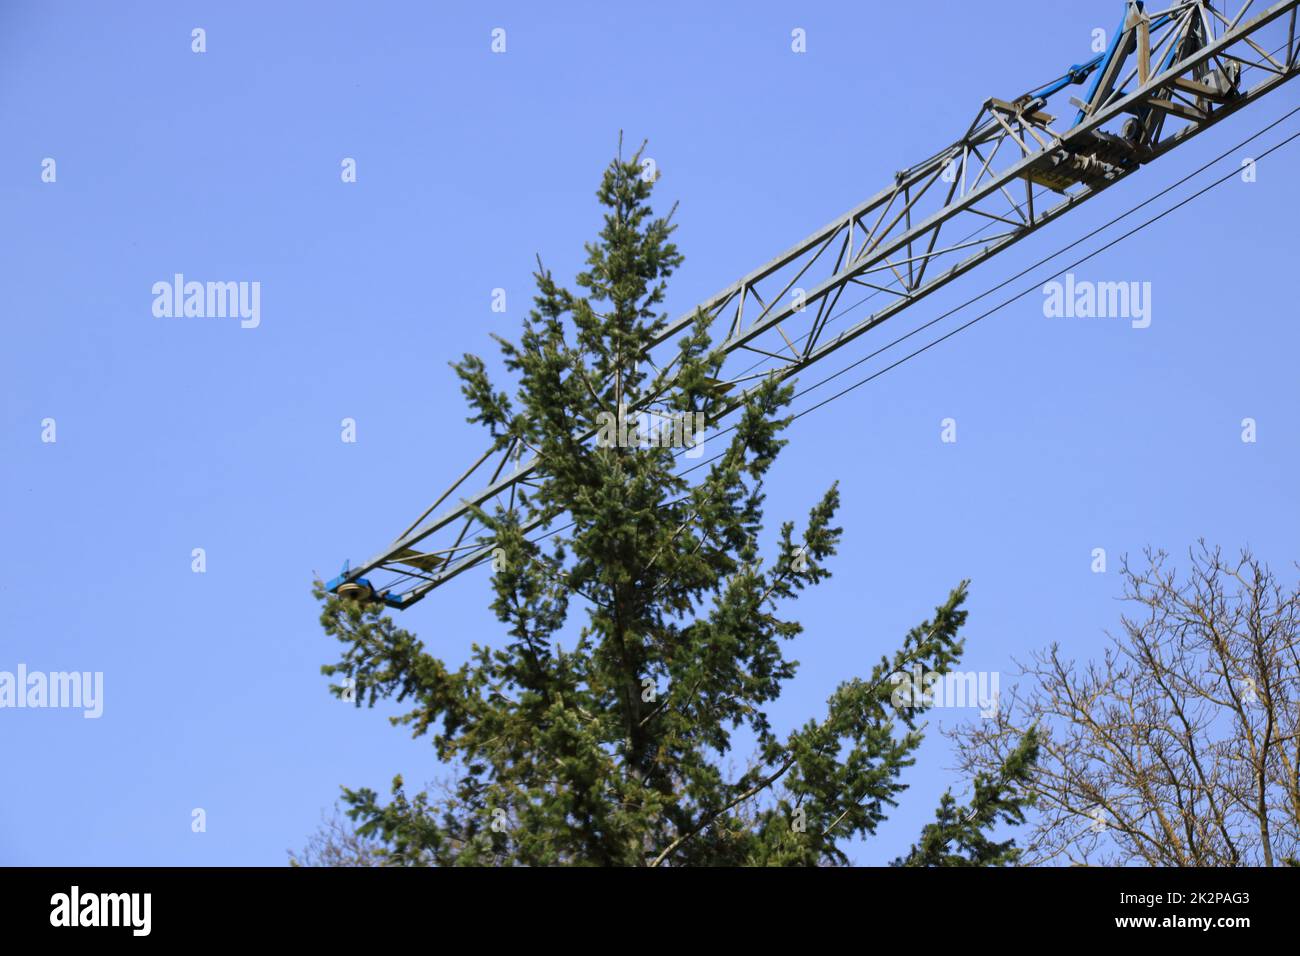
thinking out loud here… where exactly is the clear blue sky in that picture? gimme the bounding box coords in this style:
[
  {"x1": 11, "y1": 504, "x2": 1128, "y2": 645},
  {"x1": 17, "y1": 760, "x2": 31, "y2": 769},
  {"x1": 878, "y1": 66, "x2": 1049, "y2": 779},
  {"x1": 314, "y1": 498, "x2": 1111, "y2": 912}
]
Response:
[{"x1": 3, "y1": 0, "x2": 1298, "y2": 865}]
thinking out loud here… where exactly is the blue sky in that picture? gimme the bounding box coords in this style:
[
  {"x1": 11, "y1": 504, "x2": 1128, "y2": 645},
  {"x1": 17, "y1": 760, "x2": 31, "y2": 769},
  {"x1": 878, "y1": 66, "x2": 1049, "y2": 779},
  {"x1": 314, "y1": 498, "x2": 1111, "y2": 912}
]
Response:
[{"x1": 2, "y1": 0, "x2": 1298, "y2": 865}]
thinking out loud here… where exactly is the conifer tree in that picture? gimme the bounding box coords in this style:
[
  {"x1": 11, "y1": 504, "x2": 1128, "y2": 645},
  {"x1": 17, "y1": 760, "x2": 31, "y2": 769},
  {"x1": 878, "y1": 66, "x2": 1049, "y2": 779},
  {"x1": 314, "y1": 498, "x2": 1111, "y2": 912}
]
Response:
[{"x1": 315, "y1": 141, "x2": 1037, "y2": 866}]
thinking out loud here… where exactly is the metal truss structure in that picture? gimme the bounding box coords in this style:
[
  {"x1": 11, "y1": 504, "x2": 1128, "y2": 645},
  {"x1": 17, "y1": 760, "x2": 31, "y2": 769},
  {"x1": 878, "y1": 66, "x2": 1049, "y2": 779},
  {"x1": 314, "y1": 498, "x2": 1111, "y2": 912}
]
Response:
[{"x1": 329, "y1": 0, "x2": 1300, "y2": 609}]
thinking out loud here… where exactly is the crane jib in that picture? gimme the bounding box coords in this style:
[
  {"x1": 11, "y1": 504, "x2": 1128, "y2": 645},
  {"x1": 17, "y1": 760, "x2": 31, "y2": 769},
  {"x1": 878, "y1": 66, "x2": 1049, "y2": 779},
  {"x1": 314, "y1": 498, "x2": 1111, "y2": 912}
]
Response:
[{"x1": 329, "y1": 0, "x2": 1300, "y2": 610}]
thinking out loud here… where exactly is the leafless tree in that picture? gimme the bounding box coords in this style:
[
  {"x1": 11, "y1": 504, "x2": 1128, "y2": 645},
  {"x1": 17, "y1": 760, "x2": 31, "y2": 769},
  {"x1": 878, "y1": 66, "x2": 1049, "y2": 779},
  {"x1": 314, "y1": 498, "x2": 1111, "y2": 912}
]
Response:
[
  {"x1": 951, "y1": 543, "x2": 1300, "y2": 866},
  {"x1": 289, "y1": 804, "x2": 391, "y2": 867}
]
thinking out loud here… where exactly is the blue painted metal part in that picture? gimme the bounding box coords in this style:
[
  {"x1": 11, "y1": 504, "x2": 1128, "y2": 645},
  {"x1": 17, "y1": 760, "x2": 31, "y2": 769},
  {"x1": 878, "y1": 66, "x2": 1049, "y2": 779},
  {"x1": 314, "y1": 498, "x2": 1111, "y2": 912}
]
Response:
[
  {"x1": 1032, "y1": 54, "x2": 1106, "y2": 100},
  {"x1": 1072, "y1": 4, "x2": 1180, "y2": 127},
  {"x1": 326, "y1": 560, "x2": 404, "y2": 607},
  {"x1": 324, "y1": 560, "x2": 353, "y2": 593},
  {"x1": 1075, "y1": 6, "x2": 1134, "y2": 126}
]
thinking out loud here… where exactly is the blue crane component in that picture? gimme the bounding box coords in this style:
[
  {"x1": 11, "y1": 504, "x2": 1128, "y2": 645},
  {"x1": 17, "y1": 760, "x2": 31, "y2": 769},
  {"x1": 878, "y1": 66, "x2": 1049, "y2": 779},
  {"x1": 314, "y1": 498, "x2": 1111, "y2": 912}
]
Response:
[
  {"x1": 1031, "y1": 56, "x2": 1107, "y2": 102},
  {"x1": 328, "y1": 1, "x2": 1300, "y2": 610}
]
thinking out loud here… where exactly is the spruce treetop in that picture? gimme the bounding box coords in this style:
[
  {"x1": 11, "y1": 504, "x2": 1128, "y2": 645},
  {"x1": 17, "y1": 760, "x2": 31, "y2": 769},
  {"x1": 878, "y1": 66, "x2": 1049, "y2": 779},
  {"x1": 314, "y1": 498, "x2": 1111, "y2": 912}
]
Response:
[{"x1": 315, "y1": 141, "x2": 1036, "y2": 866}]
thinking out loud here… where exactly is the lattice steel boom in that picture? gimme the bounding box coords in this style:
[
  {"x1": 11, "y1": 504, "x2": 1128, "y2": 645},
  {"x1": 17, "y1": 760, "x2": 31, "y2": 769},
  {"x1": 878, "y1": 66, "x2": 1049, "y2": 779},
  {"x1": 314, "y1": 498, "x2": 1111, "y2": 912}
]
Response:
[{"x1": 328, "y1": 0, "x2": 1300, "y2": 609}]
